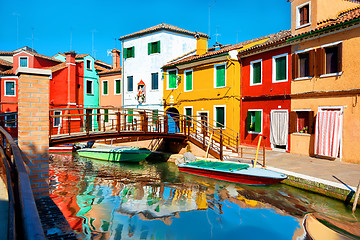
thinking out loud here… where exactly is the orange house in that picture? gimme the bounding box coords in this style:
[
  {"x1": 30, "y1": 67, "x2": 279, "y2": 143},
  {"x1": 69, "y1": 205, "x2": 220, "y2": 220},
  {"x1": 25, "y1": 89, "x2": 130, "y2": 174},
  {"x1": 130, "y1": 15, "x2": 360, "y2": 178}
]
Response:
[{"x1": 288, "y1": 0, "x2": 360, "y2": 163}]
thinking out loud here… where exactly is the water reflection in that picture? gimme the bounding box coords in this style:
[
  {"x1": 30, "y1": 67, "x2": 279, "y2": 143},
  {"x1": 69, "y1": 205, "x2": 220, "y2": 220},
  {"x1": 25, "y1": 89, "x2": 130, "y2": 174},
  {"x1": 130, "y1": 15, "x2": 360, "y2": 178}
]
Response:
[{"x1": 50, "y1": 154, "x2": 360, "y2": 240}]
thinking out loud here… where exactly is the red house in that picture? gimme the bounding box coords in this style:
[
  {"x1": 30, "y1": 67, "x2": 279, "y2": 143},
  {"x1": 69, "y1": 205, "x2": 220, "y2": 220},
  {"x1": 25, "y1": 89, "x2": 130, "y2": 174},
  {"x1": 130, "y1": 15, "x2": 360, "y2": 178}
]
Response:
[{"x1": 238, "y1": 30, "x2": 292, "y2": 151}]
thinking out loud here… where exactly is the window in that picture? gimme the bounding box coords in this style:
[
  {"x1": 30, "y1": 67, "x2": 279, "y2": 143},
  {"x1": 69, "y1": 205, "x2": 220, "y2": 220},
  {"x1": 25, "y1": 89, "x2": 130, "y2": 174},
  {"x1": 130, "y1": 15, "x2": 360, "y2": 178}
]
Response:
[
  {"x1": 214, "y1": 63, "x2": 226, "y2": 88},
  {"x1": 168, "y1": 70, "x2": 177, "y2": 89},
  {"x1": 19, "y1": 57, "x2": 28, "y2": 67},
  {"x1": 102, "y1": 81, "x2": 108, "y2": 95},
  {"x1": 151, "y1": 73, "x2": 159, "y2": 90},
  {"x1": 247, "y1": 110, "x2": 262, "y2": 133},
  {"x1": 289, "y1": 110, "x2": 314, "y2": 134},
  {"x1": 297, "y1": 2, "x2": 310, "y2": 28},
  {"x1": 148, "y1": 41, "x2": 161, "y2": 55},
  {"x1": 272, "y1": 54, "x2": 288, "y2": 82},
  {"x1": 127, "y1": 76, "x2": 133, "y2": 92},
  {"x1": 215, "y1": 106, "x2": 225, "y2": 128},
  {"x1": 318, "y1": 42, "x2": 342, "y2": 76},
  {"x1": 250, "y1": 60, "x2": 262, "y2": 85},
  {"x1": 115, "y1": 79, "x2": 121, "y2": 95},
  {"x1": 124, "y1": 46, "x2": 135, "y2": 59},
  {"x1": 53, "y1": 111, "x2": 61, "y2": 127},
  {"x1": 127, "y1": 110, "x2": 133, "y2": 123},
  {"x1": 5, "y1": 113, "x2": 16, "y2": 128},
  {"x1": 4, "y1": 81, "x2": 16, "y2": 96},
  {"x1": 86, "y1": 79, "x2": 93, "y2": 94},
  {"x1": 184, "y1": 70, "x2": 193, "y2": 91},
  {"x1": 104, "y1": 109, "x2": 109, "y2": 123},
  {"x1": 184, "y1": 107, "x2": 193, "y2": 126},
  {"x1": 292, "y1": 49, "x2": 314, "y2": 79},
  {"x1": 86, "y1": 59, "x2": 92, "y2": 70}
]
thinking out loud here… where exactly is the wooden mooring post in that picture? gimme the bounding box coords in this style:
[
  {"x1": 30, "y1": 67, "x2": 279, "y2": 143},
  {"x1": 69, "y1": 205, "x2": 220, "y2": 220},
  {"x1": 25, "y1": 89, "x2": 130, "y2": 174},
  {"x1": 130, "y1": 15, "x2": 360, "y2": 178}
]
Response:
[{"x1": 352, "y1": 180, "x2": 360, "y2": 212}]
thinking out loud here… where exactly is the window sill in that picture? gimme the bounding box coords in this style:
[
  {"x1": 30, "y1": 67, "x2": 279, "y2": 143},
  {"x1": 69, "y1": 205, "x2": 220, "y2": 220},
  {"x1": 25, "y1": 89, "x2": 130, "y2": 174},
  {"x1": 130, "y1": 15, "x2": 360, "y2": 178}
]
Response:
[
  {"x1": 214, "y1": 86, "x2": 226, "y2": 89},
  {"x1": 320, "y1": 72, "x2": 343, "y2": 78},
  {"x1": 294, "y1": 76, "x2": 313, "y2": 81},
  {"x1": 150, "y1": 89, "x2": 159, "y2": 92},
  {"x1": 292, "y1": 132, "x2": 311, "y2": 136},
  {"x1": 4, "y1": 95, "x2": 16, "y2": 97},
  {"x1": 295, "y1": 23, "x2": 311, "y2": 30},
  {"x1": 86, "y1": 93, "x2": 94, "y2": 95},
  {"x1": 272, "y1": 79, "x2": 288, "y2": 83},
  {"x1": 248, "y1": 131, "x2": 261, "y2": 134},
  {"x1": 114, "y1": 93, "x2": 121, "y2": 95},
  {"x1": 250, "y1": 83, "x2": 262, "y2": 86}
]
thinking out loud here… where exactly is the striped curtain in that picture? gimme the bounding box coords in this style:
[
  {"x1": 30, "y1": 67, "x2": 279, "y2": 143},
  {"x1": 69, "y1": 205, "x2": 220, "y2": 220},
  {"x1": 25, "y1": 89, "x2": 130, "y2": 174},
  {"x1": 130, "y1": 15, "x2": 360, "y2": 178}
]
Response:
[
  {"x1": 314, "y1": 110, "x2": 343, "y2": 158},
  {"x1": 270, "y1": 111, "x2": 288, "y2": 146}
]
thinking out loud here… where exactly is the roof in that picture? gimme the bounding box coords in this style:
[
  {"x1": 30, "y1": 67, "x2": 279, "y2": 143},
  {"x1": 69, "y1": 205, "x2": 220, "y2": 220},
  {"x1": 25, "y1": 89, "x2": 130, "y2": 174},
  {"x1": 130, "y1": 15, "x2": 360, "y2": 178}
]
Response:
[
  {"x1": 237, "y1": 30, "x2": 291, "y2": 56},
  {"x1": 163, "y1": 31, "x2": 289, "y2": 68},
  {"x1": 0, "y1": 59, "x2": 13, "y2": 67},
  {"x1": 94, "y1": 64, "x2": 108, "y2": 72},
  {"x1": 47, "y1": 62, "x2": 67, "y2": 72},
  {"x1": 0, "y1": 68, "x2": 14, "y2": 75},
  {"x1": 15, "y1": 50, "x2": 63, "y2": 63},
  {"x1": 290, "y1": 7, "x2": 360, "y2": 40},
  {"x1": 98, "y1": 67, "x2": 122, "y2": 76},
  {"x1": 0, "y1": 51, "x2": 14, "y2": 56},
  {"x1": 120, "y1": 23, "x2": 208, "y2": 41},
  {"x1": 95, "y1": 60, "x2": 112, "y2": 69},
  {"x1": 75, "y1": 54, "x2": 89, "y2": 59}
]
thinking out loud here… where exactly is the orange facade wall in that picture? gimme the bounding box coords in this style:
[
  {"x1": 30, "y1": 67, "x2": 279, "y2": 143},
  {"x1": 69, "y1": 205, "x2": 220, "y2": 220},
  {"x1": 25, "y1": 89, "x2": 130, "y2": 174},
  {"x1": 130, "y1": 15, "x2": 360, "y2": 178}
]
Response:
[{"x1": 99, "y1": 74, "x2": 122, "y2": 108}]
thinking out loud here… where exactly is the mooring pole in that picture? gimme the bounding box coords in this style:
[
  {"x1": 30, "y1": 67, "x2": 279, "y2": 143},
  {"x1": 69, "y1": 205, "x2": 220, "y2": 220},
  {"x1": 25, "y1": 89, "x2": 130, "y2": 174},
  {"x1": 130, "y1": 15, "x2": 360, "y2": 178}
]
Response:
[{"x1": 352, "y1": 180, "x2": 360, "y2": 212}]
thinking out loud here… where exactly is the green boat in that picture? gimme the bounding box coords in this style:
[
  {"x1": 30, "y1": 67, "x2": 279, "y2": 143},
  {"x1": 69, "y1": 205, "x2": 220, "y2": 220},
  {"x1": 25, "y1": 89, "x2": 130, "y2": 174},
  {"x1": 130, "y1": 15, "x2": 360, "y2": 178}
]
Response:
[{"x1": 77, "y1": 147, "x2": 152, "y2": 163}]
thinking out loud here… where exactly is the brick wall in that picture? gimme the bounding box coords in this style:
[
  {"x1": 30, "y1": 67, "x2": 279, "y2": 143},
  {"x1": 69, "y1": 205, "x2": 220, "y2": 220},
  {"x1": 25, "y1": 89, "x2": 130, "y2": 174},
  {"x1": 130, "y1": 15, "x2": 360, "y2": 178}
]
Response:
[{"x1": 16, "y1": 68, "x2": 51, "y2": 198}]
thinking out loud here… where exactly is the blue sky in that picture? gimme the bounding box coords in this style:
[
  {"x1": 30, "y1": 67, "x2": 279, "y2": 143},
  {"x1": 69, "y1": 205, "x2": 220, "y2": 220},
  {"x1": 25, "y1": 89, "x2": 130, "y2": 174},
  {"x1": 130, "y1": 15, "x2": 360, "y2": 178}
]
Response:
[{"x1": 0, "y1": 0, "x2": 290, "y2": 65}]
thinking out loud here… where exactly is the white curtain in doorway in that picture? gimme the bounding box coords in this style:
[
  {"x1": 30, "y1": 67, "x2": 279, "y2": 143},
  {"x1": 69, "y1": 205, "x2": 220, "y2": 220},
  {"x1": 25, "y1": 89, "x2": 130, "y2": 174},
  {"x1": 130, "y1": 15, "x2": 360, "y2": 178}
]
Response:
[
  {"x1": 314, "y1": 110, "x2": 343, "y2": 158},
  {"x1": 270, "y1": 111, "x2": 288, "y2": 146}
]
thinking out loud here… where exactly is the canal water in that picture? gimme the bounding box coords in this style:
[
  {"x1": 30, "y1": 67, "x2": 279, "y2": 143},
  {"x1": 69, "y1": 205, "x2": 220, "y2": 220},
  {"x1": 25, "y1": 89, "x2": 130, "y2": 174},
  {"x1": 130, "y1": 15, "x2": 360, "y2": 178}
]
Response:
[{"x1": 49, "y1": 153, "x2": 360, "y2": 240}]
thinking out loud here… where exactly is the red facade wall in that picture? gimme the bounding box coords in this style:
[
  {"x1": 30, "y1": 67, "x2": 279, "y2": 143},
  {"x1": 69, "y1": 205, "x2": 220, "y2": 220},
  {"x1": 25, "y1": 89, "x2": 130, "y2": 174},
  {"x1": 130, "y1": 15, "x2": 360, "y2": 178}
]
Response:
[{"x1": 240, "y1": 46, "x2": 292, "y2": 150}]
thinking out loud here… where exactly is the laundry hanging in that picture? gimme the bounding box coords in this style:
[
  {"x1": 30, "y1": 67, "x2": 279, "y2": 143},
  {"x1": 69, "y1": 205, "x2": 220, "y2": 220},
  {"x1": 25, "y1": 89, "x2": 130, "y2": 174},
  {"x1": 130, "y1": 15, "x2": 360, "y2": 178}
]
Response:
[{"x1": 314, "y1": 110, "x2": 343, "y2": 158}]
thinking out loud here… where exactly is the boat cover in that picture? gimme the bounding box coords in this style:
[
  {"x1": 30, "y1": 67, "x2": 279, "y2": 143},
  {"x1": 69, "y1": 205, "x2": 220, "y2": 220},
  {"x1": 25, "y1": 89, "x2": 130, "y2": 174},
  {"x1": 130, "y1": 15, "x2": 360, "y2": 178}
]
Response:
[{"x1": 184, "y1": 161, "x2": 249, "y2": 171}]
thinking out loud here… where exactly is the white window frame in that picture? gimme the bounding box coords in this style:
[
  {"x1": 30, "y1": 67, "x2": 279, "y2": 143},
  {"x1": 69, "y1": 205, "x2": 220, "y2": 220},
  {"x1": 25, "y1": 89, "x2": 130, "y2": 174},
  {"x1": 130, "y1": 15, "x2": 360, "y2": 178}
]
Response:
[
  {"x1": 250, "y1": 59, "x2": 262, "y2": 86},
  {"x1": 213, "y1": 105, "x2": 226, "y2": 129},
  {"x1": 19, "y1": 56, "x2": 29, "y2": 68},
  {"x1": 213, "y1": 63, "x2": 226, "y2": 89},
  {"x1": 4, "y1": 80, "x2": 16, "y2": 96},
  {"x1": 184, "y1": 69, "x2": 193, "y2": 92},
  {"x1": 247, "y1": 109, "x2": 263, "y2": 134},
  {"x1": 102, "y1": 80, "x2": 108, "y2": 96},
  {"x1": 127, "y1": 76, "x2": 134, "y2": 92},
  {"x1": 293, "y1": 109, "x2": 312, "y2": 135},
  {"x1": 151, "y1": 72, "x2": 159, "y2": 91},
  {"x1": 294, "y1": 48, "x2": 314, "y2": 81},
  {"x1": 184, "y1": 106, "x2": 193, "y2": 126},
  {"x1": 86, "y1": 79, "x2": 93, "y2": 95},
  {"x1": 320, "y1": 41, "x2": 343, "y2": 78},
  {"x1": 114, "y1": 79, "x2": 121, "y2": 95},
  {"x1": 272, "y1": 53, "x2": 288, "y2": 83},
  {"x1": 86, "y1": 59, "x2": 92, "y2": 70},
  {"x1": 296, "y1": 1, "x2": 311, "y2": 29},
  {"x1": 53, "y1": 111, "x2": 62, "y2": 127},
  {"x1": 167, "y1": 69, "x2": 178, "y2": 90},
  {"x1": 5, "y1": 113, "x2": 17, "y2": 128}
]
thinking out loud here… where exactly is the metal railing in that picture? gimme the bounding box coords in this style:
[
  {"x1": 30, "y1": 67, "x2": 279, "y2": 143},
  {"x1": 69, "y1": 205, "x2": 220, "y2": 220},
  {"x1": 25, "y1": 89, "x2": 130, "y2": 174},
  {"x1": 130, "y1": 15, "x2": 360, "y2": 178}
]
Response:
[{"x1": 0, "y1": 126, "x2": 45, "y2": 240}]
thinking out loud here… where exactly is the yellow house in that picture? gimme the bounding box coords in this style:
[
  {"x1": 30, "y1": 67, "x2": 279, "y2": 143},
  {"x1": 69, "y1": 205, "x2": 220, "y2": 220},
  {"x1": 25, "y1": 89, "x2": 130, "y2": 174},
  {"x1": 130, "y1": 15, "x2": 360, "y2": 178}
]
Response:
[{"x1": 162, "y1": 36, "x2": 269, "y2": 136}]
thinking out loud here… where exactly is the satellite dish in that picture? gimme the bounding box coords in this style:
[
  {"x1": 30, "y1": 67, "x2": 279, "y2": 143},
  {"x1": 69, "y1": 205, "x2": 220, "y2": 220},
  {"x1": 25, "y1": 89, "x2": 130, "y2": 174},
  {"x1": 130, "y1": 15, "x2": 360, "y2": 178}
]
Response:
[{"x1": 107, "y1": 50, "x2": 113, "y2": 56}]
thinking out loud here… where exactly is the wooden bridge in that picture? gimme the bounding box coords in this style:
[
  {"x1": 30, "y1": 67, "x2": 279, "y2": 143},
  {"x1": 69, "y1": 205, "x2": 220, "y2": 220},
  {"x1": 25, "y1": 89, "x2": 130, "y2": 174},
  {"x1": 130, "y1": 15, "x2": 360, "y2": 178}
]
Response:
[{"x1": 49, "y1": 107, "x2": 247, "y2": 160}]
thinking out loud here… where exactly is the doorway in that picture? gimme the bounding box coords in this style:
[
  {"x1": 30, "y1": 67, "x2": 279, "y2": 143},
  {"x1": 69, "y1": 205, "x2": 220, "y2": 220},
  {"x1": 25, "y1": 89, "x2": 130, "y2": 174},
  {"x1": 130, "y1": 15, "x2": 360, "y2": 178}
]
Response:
[
  {"x1": 86, "y1": 109, "x2": 93, "y2": 131},
  {"x1": 197, "y1": 111, "x2": 209, "y2": 135},
  {"x1": 270, "y1": 110, "x2": 288, "y2": 151},
  {"x1": 166, "y1": 107, "x2": 179, "y2": 133}
]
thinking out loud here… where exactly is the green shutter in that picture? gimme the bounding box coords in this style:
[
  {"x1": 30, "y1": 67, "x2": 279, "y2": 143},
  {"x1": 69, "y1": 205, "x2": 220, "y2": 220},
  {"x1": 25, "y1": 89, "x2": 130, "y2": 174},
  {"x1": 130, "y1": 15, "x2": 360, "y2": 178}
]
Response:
[
  {"x1": 153, "y1": 110, "x2": 158, "y2": 123},
  {"x1": 169, "y1": 71, "x2": 176, "y2": 89},
  {"x1": 253, "y1": 62, "x2": 261, "y2": 84},
  {"x1": 247, "y1": 111, "x2": 252, "y2": 132},
  {"x1": 103, "y1": 81, "x2": 108, "y2": 95},
  {"x1": 127, "y1": 110, "x2": 133, "y2": 123},
  {"x1": 104, "y1": 109, "x2": 109, "y2": 122},
  {"x1": 216, "y1": 65, "x2": 225, "y2": 87},
  {"x1": 131, "y1": 47, "x2": 135, "y2": 58},
  {"x1": 216, "y1": 107, "x2": 225, "y2": 128},
  {"x1": 276, "y1": 56, "x2": 286, "y2": 81},
  {"x1": 123, "y1": 48, "x2": 128, "y2": 59},
  {"x1": 148, "y1": 43, "x2": 151, "y2": 55},
  {"x1": 255, "y1": 111, "x2": 262, "y2": 133},
  {"x1": 185, "y1": 71, "x2": 192, "y2": 91},
  {"x1": 116, "y1": 80, "x2": 121, "y2": 94},
  {"x1": 157, "y1": 41, "x2": 160, "y2": 53}
]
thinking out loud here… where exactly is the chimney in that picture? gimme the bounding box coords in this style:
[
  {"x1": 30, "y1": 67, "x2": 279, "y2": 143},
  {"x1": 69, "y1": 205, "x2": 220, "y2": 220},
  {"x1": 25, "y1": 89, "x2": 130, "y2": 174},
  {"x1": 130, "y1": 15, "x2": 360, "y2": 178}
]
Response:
[
  {"x1": 195, "y1": 33, "x2": 208, "y2": 56},
  {"x1": 64, "y1": 51, "x2": 77, "y2": 107},
  {"x1": 112, "y1": 49, "x2": 120, "y2": 69}
]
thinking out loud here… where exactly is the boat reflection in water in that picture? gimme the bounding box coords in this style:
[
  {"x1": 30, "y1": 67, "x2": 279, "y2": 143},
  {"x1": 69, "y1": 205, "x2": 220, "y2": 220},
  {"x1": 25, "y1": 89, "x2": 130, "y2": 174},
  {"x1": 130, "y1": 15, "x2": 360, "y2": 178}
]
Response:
[{"x1": 49, "y1": 154, "x2": 360, "y2": 240}]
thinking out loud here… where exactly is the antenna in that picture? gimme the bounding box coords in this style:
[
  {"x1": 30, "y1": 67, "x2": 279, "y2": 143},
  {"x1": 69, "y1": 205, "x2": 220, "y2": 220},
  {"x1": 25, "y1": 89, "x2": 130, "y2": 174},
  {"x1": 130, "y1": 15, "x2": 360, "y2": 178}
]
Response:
[
  {"x1": 214, "y1": 26, "x2": 221, "y2": 43},
  {"x1": 26, "y1": 27, "x2": 36, "y2": 50},
  {"x1": 70, "y1": 27, "x2": 73, "y2": 51},
  {"x1": 114, "y1": 38, "x2": 117, "y2": 49},
  {"x1": 208, "y1": 1, "x2": 216, "y2": 38},
  {"x1": 13, "y1": 13, "x2": 20, "y2": 48},
  {"x1": 91, "y1": 29, "x2": 96, "y2": 57},
  {"x1": 107, "y1": 49, "x2": 113, "y2": 56}
]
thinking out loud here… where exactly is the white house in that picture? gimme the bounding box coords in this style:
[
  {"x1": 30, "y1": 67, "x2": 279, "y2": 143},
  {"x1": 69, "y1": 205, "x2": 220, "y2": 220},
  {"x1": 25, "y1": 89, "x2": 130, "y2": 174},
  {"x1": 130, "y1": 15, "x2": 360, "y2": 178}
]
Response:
[{"x1": 120, "y1": 23, "x2": 208, "y2": 113}]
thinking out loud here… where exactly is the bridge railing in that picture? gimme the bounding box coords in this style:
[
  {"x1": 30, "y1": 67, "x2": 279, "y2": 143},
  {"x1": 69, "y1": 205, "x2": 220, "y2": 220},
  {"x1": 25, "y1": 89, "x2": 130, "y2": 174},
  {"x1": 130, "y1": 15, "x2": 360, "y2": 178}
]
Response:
[
  {"x1": 0, "y1": 126, "x2": 45, "y2": 240},
  {"x1": 49, "y1": 107, "x2": 240, "y2": 160}
]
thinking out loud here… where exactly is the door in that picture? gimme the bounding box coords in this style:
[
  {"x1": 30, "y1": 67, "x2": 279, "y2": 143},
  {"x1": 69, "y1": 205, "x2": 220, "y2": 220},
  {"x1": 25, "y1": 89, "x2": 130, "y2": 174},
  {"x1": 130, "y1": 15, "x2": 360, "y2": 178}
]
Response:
[
  {"x1": 198, "y1": 112, "x2": 208, "y2": 135},
  {"x1": 314, "y1": 108, "x2": 343, "y2": 158},
  {"x1": 270, "y1": 110, "x2": 288, "y2": 150},
  {"x1": 86, "y1": 109, "x2": 93, "y2": 131},
  {"x1": 166, "y1": 108, "x2": 179, "y2": 133}
]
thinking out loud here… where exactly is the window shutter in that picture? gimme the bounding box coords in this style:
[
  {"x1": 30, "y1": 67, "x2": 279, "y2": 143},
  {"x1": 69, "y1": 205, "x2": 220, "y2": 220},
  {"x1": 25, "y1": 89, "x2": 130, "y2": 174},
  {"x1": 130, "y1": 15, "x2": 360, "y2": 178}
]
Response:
[
  {"x1": 304, "y1": 6, "x2": 308, "y2": 24},
  {"x1": 186, "y1": 71, "x2": 192, "y2": 91},
  {"x1": 309, "y1": 50, "x2": 315, "y2": 77},
  {"x1": 289, "y1": 111, "x2": 298, "y2": 133},
  {"x1": 127, "y1": 110, "x2": 133, "y2": 123},
  {"x1": 315, "y1": 48, "x2": 324, "y2": 76},
  {"x1": 216, "y1": 65, "x2": 225, "y2": 87},
  {"x1": 104, "y1": 109, "x2": 109, "y2": 122},
  {"x1": 148, "y1": 43, "x2": 151, "y2": 55},
  {"x1": 246, "y1": 111, "x2": 252, "y2": 132},
  {"x1": 253, "y1": 62, "x2": 261, "y2": 84},
  {"x1": 169, "y1": 71, "x2": 176, "y2": 89},
  {"x1": 157, "y1": 41, "x2": 161, "y2": 53},
  {"x1": 337, "y1": 43, "x2": 342, "y2": 73},
  {"x1": 123, "y1": 48, "x2": 128, "y2": 59},
  {"x1": 103, "y1": 81, "x2": 108, "y2": 94},
  {"x1": 276, "y1": 56, "x2": 286, "y2": 81},
  {"x1": 292, "y1": 54, "x2": 298, "y2": 80},
  {"x1": 216, "y1": 107, "x2": 225, "y2": 128},
  {"x1": 131, "y1": 47, "x2": 135, "y2": 58},
  {"x1": 308, "y1": 111, "x2": 315, "y2": 134},
  {"x1": 255, "y1": 111, "x2": 262, "y2": 133}
]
